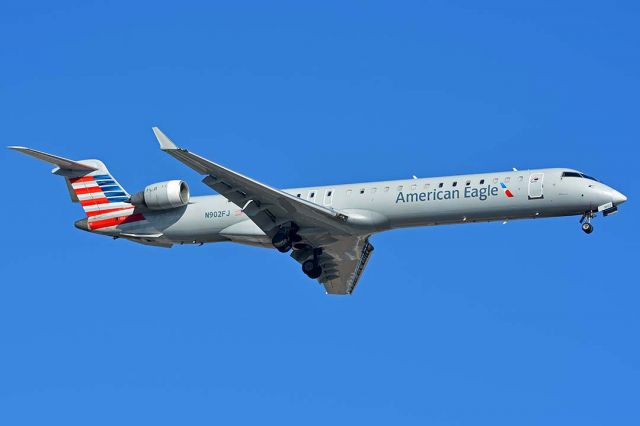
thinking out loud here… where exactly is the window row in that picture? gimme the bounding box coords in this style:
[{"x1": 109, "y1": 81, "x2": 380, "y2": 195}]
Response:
[{"x1": 293, "y1": 176, "x2": 527, "y2": 199}]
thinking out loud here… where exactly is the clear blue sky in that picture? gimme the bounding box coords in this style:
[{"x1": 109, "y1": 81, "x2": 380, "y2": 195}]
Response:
[{"x1": 1, "y1": 1, "x2": 638, "y2": 424}]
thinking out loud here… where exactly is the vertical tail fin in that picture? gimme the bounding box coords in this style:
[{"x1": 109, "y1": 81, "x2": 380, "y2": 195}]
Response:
[
  {"x1": 65, "y1": 159, "x2": 132, "y2": 217},
  {"x1": 67, "y1": 164, "x2": 148, "y2": 230},
  {"x1": 8, "y1": 146, "x2": 144, "y2": 230}
]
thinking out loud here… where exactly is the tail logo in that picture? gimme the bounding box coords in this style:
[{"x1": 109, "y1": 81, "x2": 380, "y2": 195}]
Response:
[{"x1": 69, "y1": 173, "x2": 145, "y2": 230}]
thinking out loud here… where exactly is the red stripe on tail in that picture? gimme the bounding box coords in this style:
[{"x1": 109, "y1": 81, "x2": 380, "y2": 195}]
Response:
[
  {"x1": 69, "y1": 176, "x2": 95, "y2": 184},
  {"x1": 89, "y1": 213, "x2": 145, "y2": 230},
  {"x1": 86, "y1": 206, "x2": 134, "y2": 217},
  {"x1": 74, "y1": 186, "x2": 104, "y2": 195},
  {"x1": 80, "y1": 197, "x2": 110, "y2": 207}
]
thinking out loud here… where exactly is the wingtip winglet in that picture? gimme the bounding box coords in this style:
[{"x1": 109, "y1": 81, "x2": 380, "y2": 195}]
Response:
[{"x1": 152, "y1": 127, "x2": 178, "y2": 150}]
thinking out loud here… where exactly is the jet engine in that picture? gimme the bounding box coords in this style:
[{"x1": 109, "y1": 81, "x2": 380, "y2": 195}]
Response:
[{"x1": 129, "y1": 180, "x2": 190, "y2": 210}]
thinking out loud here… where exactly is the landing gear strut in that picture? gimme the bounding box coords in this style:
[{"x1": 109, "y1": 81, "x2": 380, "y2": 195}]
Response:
[
  {"x1": 580, "y1": 212, "x2": 595, "y2": 234},
  {"x1": 302, "y1": 248, "x2": 322, "y2": 279}
]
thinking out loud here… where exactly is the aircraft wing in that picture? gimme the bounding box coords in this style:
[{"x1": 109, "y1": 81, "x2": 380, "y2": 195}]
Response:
[
  {"x1": 152, "y1": 127, "x2": 352, "y2": 239},
  {"x1": 292, "y1": 235, "x2": 374, "y2": 295},
  {"x1": 153, "y1": 127, "x2": 374, "y2": 294}
]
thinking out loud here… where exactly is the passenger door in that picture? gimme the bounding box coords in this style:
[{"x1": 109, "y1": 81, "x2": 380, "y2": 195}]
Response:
[{"x1": 528, "y1": 173, "x2": 544, "y2": 199}]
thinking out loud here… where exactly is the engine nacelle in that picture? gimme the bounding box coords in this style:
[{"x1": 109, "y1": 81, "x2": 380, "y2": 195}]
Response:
[{"x1": 130, "y1": 180, "x2": 190, "y2": 210}]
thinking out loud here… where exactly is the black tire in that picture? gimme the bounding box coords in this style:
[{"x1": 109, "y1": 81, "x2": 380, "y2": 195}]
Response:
[
  {"x1": 302, "y1": 260, "x2": 317, "y2": 274},
  {"x1": 276, "y1": 242, "x2": 292, "y2": 253},
  {"x1": 582, "y1": 223, "x2": 594, "y2": 234},
  {"x1": 272, "y1": 231, "x2": 291, "y2": 252},
  {"x1": 308, "y1": 266, "x2": 322, "y2": 279}
]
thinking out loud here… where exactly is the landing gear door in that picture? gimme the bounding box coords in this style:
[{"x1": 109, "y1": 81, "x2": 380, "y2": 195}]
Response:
[{"x1": 528, "y1": 173, "x2": 544, "y2": 199}]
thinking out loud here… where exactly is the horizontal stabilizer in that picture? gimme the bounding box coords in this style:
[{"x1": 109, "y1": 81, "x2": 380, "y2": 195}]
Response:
[{"x1": 8, "y1": 146, "x2": 97, "y2": 171}]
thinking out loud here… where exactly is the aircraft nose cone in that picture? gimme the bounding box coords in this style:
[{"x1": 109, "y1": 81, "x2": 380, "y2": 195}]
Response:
[{"x1": 611, "y1": 189, "x2": 627, "y2": 205}]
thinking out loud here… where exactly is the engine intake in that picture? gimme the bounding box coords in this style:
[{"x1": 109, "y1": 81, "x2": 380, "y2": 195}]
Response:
[{"x1": 130, "y1": 180, "x2": 190, "y2": 210}]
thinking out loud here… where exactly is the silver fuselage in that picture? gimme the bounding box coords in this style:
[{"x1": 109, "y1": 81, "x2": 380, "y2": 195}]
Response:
[{"x1": 91, "y1": 167, "x2": 626, "y2": 247}]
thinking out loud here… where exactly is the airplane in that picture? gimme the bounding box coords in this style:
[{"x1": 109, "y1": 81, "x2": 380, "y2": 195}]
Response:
[{"x1": 8, "y1": 128, "x2": 627, "y2": 295}]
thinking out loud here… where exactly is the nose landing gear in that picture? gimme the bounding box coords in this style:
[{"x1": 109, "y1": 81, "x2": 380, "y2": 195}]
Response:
[{"x1": 580, "y1": 212, "x2": 595, "y2": 234}]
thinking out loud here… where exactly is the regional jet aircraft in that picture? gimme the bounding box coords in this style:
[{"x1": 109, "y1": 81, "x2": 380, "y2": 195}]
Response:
[{"x1": 9, "y1": 128, "x2": 627, "y2": 294}]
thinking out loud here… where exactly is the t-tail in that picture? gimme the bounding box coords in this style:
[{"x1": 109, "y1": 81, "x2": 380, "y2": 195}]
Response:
[{"x1": 8, "y1": 146, "x2": 145, "y2": 232}]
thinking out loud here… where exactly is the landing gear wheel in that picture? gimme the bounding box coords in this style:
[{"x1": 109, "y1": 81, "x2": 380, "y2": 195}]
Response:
[
  {"x1": 308, "y1": 266, "x2": 322, "y2": 279},
  {"x1": 272, "y1": 229, "x2": 292, "y2": 253},
  {"x1": 582, "y1": 222, "x2": 594, "y2": 234},
  {"x1": 302, "y1": 259, "x2": 316, "y2": 274},
  {"x1": 302, "y1": 260, "x2": 322, "y2": 279},
  {"x1": 275, "y1": 241, "x2": 292, "y2": 253},
  {"x1": 271, "y1": 223, "x2": 300, "y2": 253},
  {"x1": 272, "y1": 233, "x2": 292, "y2": 252}
]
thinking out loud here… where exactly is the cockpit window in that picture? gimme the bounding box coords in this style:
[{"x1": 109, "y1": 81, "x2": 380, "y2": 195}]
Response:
[{"x1": 562, "y1": 171, "x2": 599, "y2": 181}]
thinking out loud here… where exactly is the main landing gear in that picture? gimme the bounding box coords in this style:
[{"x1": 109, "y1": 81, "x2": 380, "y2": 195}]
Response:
[
  {"x1": 580, "y1": 212, "x2": 595, "y2": 234},
  {"x1": 271, "y1": 223, "x2": 301, "y2": 253},
  {"x1": 272, "y1": 222, "x2": 323, "y2": 279},
  {"x1": 302, "y1": 249, "x2": 323, "y2": 279}
]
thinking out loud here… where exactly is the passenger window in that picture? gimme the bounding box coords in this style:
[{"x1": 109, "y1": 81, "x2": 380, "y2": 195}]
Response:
[
  {"x1": 296, "y1": 193, "x2": 301, "y2": 198},
  {"x1": 309, "y1": 192, "x2": 315, "y2": 198},
  {"x1": 452, "y1": 181, "x2": 457, "y2": 187},
  {"x1": 411, "y1": 184, "x2": 417, "y2": 191},
  {"x1": 466, "y1": 180, "x2": 471, "y2": 186},
  {"x1": 438, "y1": 182, "x2": 443, "y2": 188},
  {"x1": 518, "y1": 176, "x2": 523, "y2": 182},
  {"x1": 359, "y1": 188, "x2": 365, "y2": 194},
  {"x1": 424, "y1": 183, "x2": 430, "y2": 189},
  {"x1": 480, "y1": 179, "x2": 485, "y2": 184},
  {"x1": 383, "y1": 186, "x2": 389, "y2": 192},
  {"x1": 397, "y1": 185, "x2": 403, "y2": 191},
  {"x1": 327, "y1": 191, "x2": 332, "y2": 196}
]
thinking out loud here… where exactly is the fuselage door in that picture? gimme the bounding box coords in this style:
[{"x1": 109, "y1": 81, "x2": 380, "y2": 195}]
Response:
[
  {"x1": 528, "y1": 173, "x2": 544, "y2": 199},
  {"x1": 323, "y1": 189, "x2": 334, "y2": 207}
]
